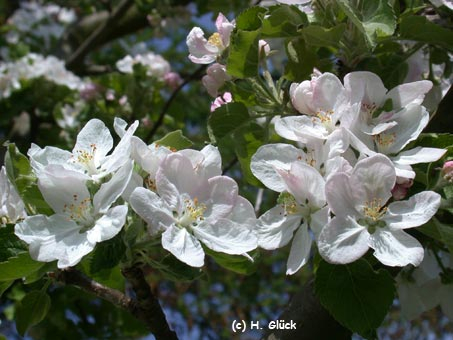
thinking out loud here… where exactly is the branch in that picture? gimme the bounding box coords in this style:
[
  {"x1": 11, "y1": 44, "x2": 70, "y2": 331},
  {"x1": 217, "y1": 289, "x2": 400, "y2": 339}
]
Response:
[
  {"x1": 261, "y1": 279, "x2": 351, "y2": 340},
  {"x1": 65, "y1": 0, "x2": 136, "y2": 72},
  {"x1": 55, "y1": 268, "x2": 136, "y2": 312},
  {"x1": 122, "y1": 265, "x2": 178, "y2": 340},
  {"x1": 144, "y1": 65, "x2": 206, "y2": 143}
]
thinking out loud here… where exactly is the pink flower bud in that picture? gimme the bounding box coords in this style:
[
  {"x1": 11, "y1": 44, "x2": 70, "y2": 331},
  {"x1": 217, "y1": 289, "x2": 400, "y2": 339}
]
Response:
[
  {"x1": 391, "y1": 178, "x2": 413, "y2": 200},
  {"x1": 210, "y1": 92, "x2": 232, "y2": 112},
  {"x1": 443, "y1": 161, "x2": 453, "y2": 182},
  {"x1": 164, "y1": 72, "x2": 183, "y2": 90}
]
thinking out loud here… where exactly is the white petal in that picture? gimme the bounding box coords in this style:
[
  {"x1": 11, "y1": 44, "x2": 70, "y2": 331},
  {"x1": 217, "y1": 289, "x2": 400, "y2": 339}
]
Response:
[
  {"x1": 94, "y1": 160, "x2": 133, "y2": 214},
  {"x1": 344, "y1": 71, "x2": 387, "y2": 107},
  {"x1": 392, "y1": 147, "x2": 447, "y2": 165},
  {"x1": 312, "y1": 72, "x2": 348, "y2": 113},
  {"x1": 275, "y1": 116, "x2": 329, "y2": 141},
  {"x1": 251, "y1": 143, "x2": 305, "y2": 192},
  {"x1": 385, "y1": 80, "x2": 432, "y2": 108},
  {"x1": 204, "y1": 176, "x2": 238, "y2": 219},
  {"x1": 27, "y1": 144, "x2": 72, "y2": 174},
  {"x1": 73, "y1": 119, "x2": 113, "y2": 161},
  {"x1": 15, "y1": 214, "x2": 94, "y2": 268},
  {"x1": 384, "y1": 191, "x2": 441, "y2": 229},
  {"x1": 193, "y1": 219, "x2": 257, "y2": 255},
  {"x1": 161, "y1": 226, "x2": 205, "y2": 267},
  {"x1": 229, "y1": 196, "x2": 256, "y2": 221},
  {"x1": 318, "y1": 216, "x2": 370, "y2": 264},
  {"x1": 87, "y1": 205, "x2": 127, "y2": 243},
  {"x1": 351, "y1": 154, "x2": 395, "y2": 205},
  {"x1": 257, "y1": 205, "x2": 302, "y2": 250},
  {"x1": 369, "y1": 228, "x2": 424, "y2": 266},
  {"x1": 310, "y1": 206, "x2": 329, "y2": 240},
  {"x1": 286, "y1": 223, "x2": 312, "y2": 275},
  {"x1": 129, "y1": 187, "x2": 174, "y2": 231},
  {"x1": 37, "y1": 165, "x2": 90, "y2": 214},
  {"x1": 325, "y1": 172, "x2": 361, "y2": 218}
]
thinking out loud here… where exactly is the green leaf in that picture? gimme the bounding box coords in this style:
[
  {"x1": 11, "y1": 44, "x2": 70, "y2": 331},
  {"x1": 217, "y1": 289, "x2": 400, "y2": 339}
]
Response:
[
  {"x1": 4, "y1": 143, "x2": 53, "y2": 216},
  {"x1": 15, "y1": 290, "x2": 51, "y2": 336},
  {"x1": 284, "y1": 37, "x2": 318, "y2": 81},
  {"x1": 261, "y1": 5, "x2": 308, "y2": 38},
  {"x1": 0, "y1": 252, "x2": 45, "y2": 282},
  {"x1": 90, "y1": 232, "x2": 126, "y2": 274},
  {"x1": 432, "y1": 219, "x2": 453, "y2": 254},
  {"x1": 204, "y1": 248, "x2": 260, "y2": 275},
  {"x1": 399, "y1": 16, "x2": 453, "y2": 52},
  {"x1": 315, "y1": 259, "x2": 395, "y2": 337},
  {"x1": 0, "y1": 280, "x2": 13, "y2": 298},
  {"x1": 301, "y1": 24, "x2": 346, "y2": 48},
  {"x1": 233, "y1": 123, "x2": 266, "y2": 186},
  {"x1": 227, "y1": 29, "x2": 261, "y2": 78},
  {"x1": 155, "y1": 130, "x2": 193, "y2": 151},
  {"x1": 146, "y1": 254, "x2": 203, "y2": 282},
  {"x1": 235, "y1": 6, "x2": 266, "y2": 31},
  {"x1": 0, "y1": 224, "x2": 28, "y2": 262},
  {"x1": 208, "y1": 102, "x2": 250, "y2": 141},
  {"x1": 338, "y1": 0, "x2": 396, "y2": 48}
]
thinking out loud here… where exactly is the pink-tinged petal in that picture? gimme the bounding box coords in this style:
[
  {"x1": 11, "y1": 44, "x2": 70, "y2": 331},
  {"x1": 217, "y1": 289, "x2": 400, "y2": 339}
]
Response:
[
  {"x1": 257, "y1": 205, "x2": 301, "y2": 250},
  {"x1": 162, "y1": 226, "x2": 205, "y2": 267},
  {"x1": 385, "y1": 80, "x2": 432, "y2": 108},
  {"x1": 87, "y1": 205, "x2": 127, "y2": 243},
  {"x1": 277, "y1": 161, "x2": 326, "y2": 209},
  {"x1": 286, "y1": 223, "x2": 312, "y2": 275},
  {"x1": 369, "y1": 228, "x2": 424, "y2": 266},
  {"x1": 187, "y1": 27, "x2": 219, "y2": 64},
  {"x1": 193, "y1": 218, "x2": 257, "y2": 255},
  {"x1": 215, "y1": 13, "x2": 234, "y2": 47},
  {"x1": 37, "y1": 165, "x2": 90, "y2": 214},
  {"x1": 204, "y1": 176, "x2": 238, "y2": 219},
  {"x1": 275, "y1": 115, "x2": 329, "y2": 141},
  {"x1": 129, "y1": 187, "x2": 174, "y2": 232},
  {"x1": 344, "y1": 71, "x2": 387, "y2": 107},
  {"x1": 318, "y1": 216, "x2": 370, "y2": 264},
  {"x1": 73, "y1": 119, "x2": 113, "y2": 161},
  {"x1": 384, "y1": 191, "x2": 441, "y2": 229},
  {"x1": 325, "y1": 172, "x2": 361, "y2": 218},
  {"x1": 392, "y1": 147, "x2": 447, "y2": 165},
  {"x1": 251, "y1": 143, "x2": 305, "y2": 192},
  {"x1": 156, "y1": 153, "x2": 205, "y2": 207},
  {"x1": 350, "y1": 154, "x2": 395, "y2": 206}
]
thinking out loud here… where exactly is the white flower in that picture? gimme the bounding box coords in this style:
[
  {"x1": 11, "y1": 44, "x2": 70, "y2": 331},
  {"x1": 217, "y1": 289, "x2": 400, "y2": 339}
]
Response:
[
  {"x1": 397, "y1": 250, "x2": 453, "y2": 320},
  {"x1": 116, "y1": 52, "x2": 171, "y2": 80},
  {"x1": 187, "y1": 13, "x2": 234, "y2": 64},
  {"x1": 318, "y1": 154, "x2": 441, "y2": 267},
  {"x1": 15, "y1": 161, "x2": 132, "y2": 268},
  {"x1": 129, "y1": 152, "x2": 257, "y2": 267},
  {"x1": 29, "y1": 118, "x2": 138, "y2": 181},
  {"x1": 0, "y1": 166, "x2": 26, "y2": 224}
]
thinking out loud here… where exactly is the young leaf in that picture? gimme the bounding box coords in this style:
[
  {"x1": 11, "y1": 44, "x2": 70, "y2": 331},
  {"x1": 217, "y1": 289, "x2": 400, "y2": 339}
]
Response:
[
  {"x1": 261, "y1": 5, "x2": 308, "y2": 38},
  {"x1": 90, "y1": 232, "x2": 126, "y2": 274},
  {"x1": 0, "y1": 252, "x2": 45, "y2": 282},
  {"x1": 0, "y1": 281, "x2": 13, "y2": 298},
  {"x1": 301, "y1": 24, "x2": 346, "y2": 48},
  {"x1": 15, "y1": 290, "x2": 51, "y2": 336},
  {"x1": 0, "y1": 224, "x2": 28, "y2": 262},
  {"x1": 227, "y1": 29, "x2": 261, "y2": 78},
  {"x1": 315, "y1": 259, "x2": 395, "y2": 337},
  {"x1": 204, "y1": 247, "x2": 260, "y2": 275},
  {"x1": 155, "y1": 130, "x2": 193, "y2": 151}
]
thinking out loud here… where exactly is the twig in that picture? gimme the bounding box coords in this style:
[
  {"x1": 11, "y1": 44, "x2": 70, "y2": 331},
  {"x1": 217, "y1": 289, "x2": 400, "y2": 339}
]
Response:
[
  {"x1": 55, "y1": 268, "x2": 135, "y2": 312},
  {"x1": 65, "y1": 0, "x2": 135, "y2": 72},
  {"x1": 144, "y1": 65, "x2": 206, "y2": 143}
]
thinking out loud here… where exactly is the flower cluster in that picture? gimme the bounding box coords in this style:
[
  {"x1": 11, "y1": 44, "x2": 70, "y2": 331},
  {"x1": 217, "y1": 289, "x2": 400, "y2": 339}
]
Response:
[
  {"x1": 13, "y1": 118, "x2": 258, "y2": 268},
  {"x1": 116, "y1": 52, "x2": 173, "y2": 81},
  {"x1": 0, "y1": 53, "x2": 85, "y2": 99},
  {"x1": 251, "y1": 71, "x2": 445, "y2": 274}
]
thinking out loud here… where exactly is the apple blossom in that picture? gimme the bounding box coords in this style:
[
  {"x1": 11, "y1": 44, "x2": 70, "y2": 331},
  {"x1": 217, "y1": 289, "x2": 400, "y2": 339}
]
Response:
[
  {"x1": 15, "y1": 161, "x2": 132, "y2": 268},
  {"x1": 187, "y1": 13, "x2": 234, "y2": 64},
  {"x1": 318, "y1": 154, "x2": 441, "y2": 267},
  {"x1": 116, "y1": 52, "x2": 171, "y2": 80},
  {"x1": 202, "y1": 63, "x2": 231, "y2": 97},
  {"x1": 129, "y1": 152, "x2": 257, "y2": 267},
  {"x1": 28, "y1": 118, "x2": 138, "y2": 181},
  {"x1": 210, "y1": 92, "x2": 233, "y2": 111}
]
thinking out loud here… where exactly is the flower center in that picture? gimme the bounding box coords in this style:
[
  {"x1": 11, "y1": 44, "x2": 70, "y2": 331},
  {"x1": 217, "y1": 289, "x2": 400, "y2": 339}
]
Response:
[
  {"x1": 278, "y1": 192, "x2": 299, "y2": 216},
  {"x1": 72, "y1": 143, "x2": 98, "y2": 175},
  {"x1": 314, "y1": 109, "x2": 334, "y2": 124},
  {"x1": 374, "y1": 132, "x2": 396, "y2": 151},
  {"x1": 177, "y1": 197, "x2": 206, "y2": 228},
  {"x1": 63, "y1": 194, "x2": 94, "y2": 227},
  {"x1": 363, "y1": 198, "x2": 387, "y2": 222},
  {"x1": 208, "y1": 32, "x2": 224, "y2": 49}
]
